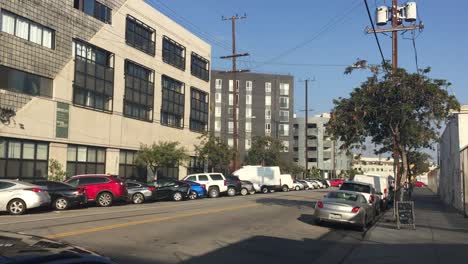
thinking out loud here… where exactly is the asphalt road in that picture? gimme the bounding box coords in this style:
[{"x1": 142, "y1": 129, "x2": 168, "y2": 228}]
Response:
[{"x1": 0, "y1": 188, "x2": 369, "y2": 264}]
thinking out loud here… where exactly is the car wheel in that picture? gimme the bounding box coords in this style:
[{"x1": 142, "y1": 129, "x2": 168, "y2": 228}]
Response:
[
  {"x1": 227, "y1": 187, "x2": 236, "y2": 197},
  {"x1": 240, "y1": 188, "x2": 248, "y2": 196},
  {"x1": 249, "y1": 190, "x2": 256, "y2": 195},
  {"x1": 97, "y1": 192, "x2": 113, "y2": 207},
  {"x1": 54, "y1": 197, "x2": 69, "y2": 210},
  {"x1": 208, "y1": 187, "x2": 220, "y2": 198},
  {"x1": 188, "y1": 191, "x2": 198, "y2": 200},
  {"x1": 8, "y1": 199, "x2": 26, "y2": 215},
  {"x1": 261, "y1": 186, "x2": 269, "y2": 194},
  {"x1": 282, "y1": 185, "x2": 289, "y2": 192},
  {"x1": 173, "y1": 192, "x2": 183, "y2": 201},
  {"x1": 295, "y1": 186, "x2": 300, "y2": 191},
  {"x1": 132, "y1": 193, "x2": 145, "y2": 204},
  {"x1": 359, "y1": 215, "x2": 367, "y2": 231}
]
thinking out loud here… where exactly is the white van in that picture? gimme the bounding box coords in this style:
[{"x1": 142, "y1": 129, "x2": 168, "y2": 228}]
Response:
[
  {"x1": 353, "y1": 174, "x2": 391, "y2": 208},
  {"x1": 232, "y1": 166, "x2": 293, "y2": 193}
]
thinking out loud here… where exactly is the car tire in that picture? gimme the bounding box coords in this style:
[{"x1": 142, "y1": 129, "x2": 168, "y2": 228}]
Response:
[
  {"x1": 173, "y1": 192, "x2": 183, "y2": 201},
  {"x1": 359, "y1": 215, "x2": 367, "y2": 232},
  {"x1": 54, "y1": 197, "x2": 69, "y2": 210},
  {"x1": 295, "y1": 186, "x2": 300, "y2": 191},
  {"x1": 227, "y1": 187, "x2": 236, "y2": 197},
  {"x1": 249, "y1": 190, "x2": 256, "y2": 195},
  {"x1": 188, "y1": 191, "x2": 198, "y2": 200},
  {"x1": 7, "y1": 199, "x2": 26, "y2": 215},
  {"x1": 208, "y1": 187, "x2": 219, "y2": 198},
  {"x1": 261, "y1": 186, "x2": 269, "y2": 194},
  {"x1": 132, "y1": 193, "x2": 145, "y2": 204},
  {"x1": 282, "y1": 185, "x2": 289, "y2": 192},
  {"x1": 240, "y1": 188, "x2": 248, "y2": 196},
  {"x1": 97, "y1": 192, "x2": 113, "y2": 207}
]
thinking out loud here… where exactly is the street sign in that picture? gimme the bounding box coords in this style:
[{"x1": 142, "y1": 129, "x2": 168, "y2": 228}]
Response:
[
  {"x1": 55, "y1": 102, "x2": 69, "y2": 138},
  {"x1": 396, "y1": 201, "x2": 415, "y2": 230}
]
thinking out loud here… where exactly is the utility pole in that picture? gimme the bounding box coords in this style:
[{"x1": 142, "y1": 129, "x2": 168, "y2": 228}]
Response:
[
  {"x1": 305, "y1": 80, "x2": 308, "y2": 177},
  {"x1": 221, "y1": 14, "x2": 249, "y2": 171},
  {"x1": 391, "y1": 0, "x2": 398, "y2": 71}
]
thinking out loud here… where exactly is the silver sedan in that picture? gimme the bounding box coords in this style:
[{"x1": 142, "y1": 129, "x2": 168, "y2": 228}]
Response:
[
  {"x1": 126, "y1": 180, "x2": 156, "y2": 204},
  {"x1": 314, "y1": 190, "x2": 374, "y2": 230}
]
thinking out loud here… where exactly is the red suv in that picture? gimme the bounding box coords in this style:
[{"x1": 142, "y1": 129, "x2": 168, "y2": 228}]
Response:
[{"x1": 65, "y1": 174, "x2": 128, "y2": 207}]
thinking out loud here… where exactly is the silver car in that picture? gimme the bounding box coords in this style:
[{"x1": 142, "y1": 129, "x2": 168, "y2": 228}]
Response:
[
  {"x1": 0, "y1": 180, "x2": 51, "y2": 215},
  {"x1": 125, "y1": 180, "x2": 156, "y2": 204},
  {"x1": 314, "y1": 190, "x2": 374, "y2": 230}
]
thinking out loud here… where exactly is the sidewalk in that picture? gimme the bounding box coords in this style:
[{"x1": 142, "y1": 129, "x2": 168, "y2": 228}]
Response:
[{"x1": 346, "y1": 187, "x2": 468, "y2": 264}]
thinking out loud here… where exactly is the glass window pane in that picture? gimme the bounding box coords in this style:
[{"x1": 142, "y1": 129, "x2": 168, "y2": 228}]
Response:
[
  {"x1": 87, "y1": 148, "x2": 96, "y2": 162},
  {"x1": 97, "y1": 149, "x2": 105, "y2": 163},
  {"x1": 8, "y1": 141, "x2": 21, "y2": 159},
  {"x1": 0, "y1": 139, "x2": 6, "y2": 158},
  {"x1": 22, "y1": 143, "x2": 35, "y2": 159},
  {"x1": 119, "y1": 152, "x2": 126, "y2": 164},
  {"x1": 96, "y1": 164, "x2": 105, "y2": 174},
  {"x1": 36, "y1": 144, "x2": 48, "y2": 160},
  {"x1": 29, "y1": 23, "x2": 42, "y2": 45},
  {"x1": 67, "y1": 146, "x2": 77, "y2": 161},
  {"x1": 1, "y1": 12, "x2": 15, "y2": 34},
  {"x1": 77, "y1": 147, "x2": 87, "y2": 162},
  {"x1": 35, "y1": 162, "x2": 47, "y2": 179},
  {"x1": 127, "y1": 152, "x2": 134, "y2": 165},
  {"x1": 15, "y1": 17, "x2": 29, "y2": 40},
  {"x1": 43, "y1": 28, "x2": 52, "y2": 48},
  {"x1": 21, "y1": 160, "x2": 34, "y2": 178},
  {"x1": 6, "y1": 160, "x2": 20, "y2": 179},
  {"x1": 0, "y1": 160, "x2": 6, "y2": 178},
  {"x1": 76, "y1": 163, "x2": 86, "y2": 175}
]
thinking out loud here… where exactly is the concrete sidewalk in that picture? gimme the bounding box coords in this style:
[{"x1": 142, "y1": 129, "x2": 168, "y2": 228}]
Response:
[{"x1": 346, "y1": 187, "x2": 468, "y2": 264}]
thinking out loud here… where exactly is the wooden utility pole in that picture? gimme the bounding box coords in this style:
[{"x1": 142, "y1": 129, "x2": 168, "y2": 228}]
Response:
[
  {"x1": 305, "y1": 80, "x2": 309, "y2": 177},
  {"x1": 391, "y1": 0, "x2": 398, "y2": 71}
]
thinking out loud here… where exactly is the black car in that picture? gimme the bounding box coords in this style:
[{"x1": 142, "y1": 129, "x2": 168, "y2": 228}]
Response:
[
  {"x1": 34, "y1": 180, "x2": 87, "y2": 210},
  {"x1": 153, "y1": 178, "x2": 191, "y2": 201},
  {"x1": 226, "y1": 176, "x2": 242, "y2": 196}
]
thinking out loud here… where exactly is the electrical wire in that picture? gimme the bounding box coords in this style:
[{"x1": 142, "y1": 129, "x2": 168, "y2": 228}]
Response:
[
  {"x1": 363, "y1": 0, "x2": 387, "y2": 68},
  {"x1": 411, "y1": 30, "x2": 419, "y2": 72}
]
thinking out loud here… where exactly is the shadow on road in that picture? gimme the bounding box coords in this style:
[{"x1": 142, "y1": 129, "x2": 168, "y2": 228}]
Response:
[{"x1": 255, "y1": 197, "x2": 316, "y2": 209}]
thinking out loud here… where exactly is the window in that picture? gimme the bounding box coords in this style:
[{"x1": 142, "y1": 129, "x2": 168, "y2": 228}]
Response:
[
  {"x1": 279, "y1": 124, "x2": 289, "y2": 136},
  {"x1": 246, "y1": 95, "x2": 252, "y2": 105},
  {"x1": 119, "y1": 150, "x2": 147, "y2": 182},
  {"x1": 161, "y1": 75, "x2": 185, "y2": 128},
  {"x1": 280, "y1": 83, "x2": 289, "y2": 96},
  {"x1": 210, "y1": 174, "x2": 224, "y2": 181},
  {"x1": 215, "y1": 107, "x2": 221, "y2": 117},
  {"x1": 280, "y1": 97, "x2": 289, "y2": 109},
  {"x1": 162, "y1": 36, "x2": 186, "y2": 70},
  {"x1": 124, "y1": 60, "x2": 154, "y2": 121},
  {"x1": 188, "y1": 156, "x2": 205, "y2": 174},
  {"x1": 282, "y1": 141, "x2": 290, "y2": 152},
  {"x1": 215, "y1": 93, "x2": 222, "y2": 103},
  {"x1": 265, "y1": 96, "x2": 271, "y2": 106},
  {"x1": 279, "y1": 110, "x2": 289, "y2": 122},
  {"x1": 214, "y1": 120, "x2": 221, "y2": 132},
  {"x1": 125, "y1": 15, "x2": 155, "y2": 56},
  {"x1": 0, "y1": 181, "x2": 15, "y2": 189},
  {"x1": 265, "y1": 123, "x2": 271, "y2": 134},
  {"x1": 73, "y1": 40, "x2": 114, "y2": 111},
  {"x1": 228, "y1": 122, "x2": 234, "y2": 134},
  {"x1": 265, "y1": 82, "x2": 271, "y2": 93},
  {"x1": 79, "y1": 177, "x2": 109, "y2": 185},
  {"x1": 229, "y1": 94, "x2": 233, "y2": 106},
  {"x1": 215, "y1": 79, "x2": 222, "y2": 89},
  {"x1": 199, "y1": 175, "x2": 209, "y2": 181},
  {"x1": 0, "y1": 138, "x2": 48, "y2": 180},
  {"x1": 74, "y1": 0, "x2": 112, "y2": 24},
  {"x1": 245, "y1": 139, "x2": 251, "y2": 150},
  {"x1": 0, "y1": 65, "x2": 52, "y2": 97},
  {"x1": 1, "y1": 10, "x2": 55, "y2": 49},
  {"x1": 191, "y1": 52, "x2": 209, "y2": 81},
  {"x1": 228, "y1": 138, "x2": 234, "y2": 147},
  {"x1": 67, "y1": 145, "x2": 105, "y2": 176},
  {"x1": 186, "y1": 176, "x2": 196, "y2": 181},
  {"x1": 157, "y1": 165, "x2": 179, "y2": 179},
  {"x1": 265, "y1": 109, "x2": 271, "y2": 120},
  {"x1": 246, "y1": 108, "x2": 252, "y2": 118},
  {"x1": 246, "y1": 81, "x2": 252, "y2": 91},
  {"x1": 245, "y1": 122, "x2": 252, "y2": 132},
  {"x1": 229, "y1": 80, "x2": 234, "y2": 92},
  {"x1": 190, "y1": 88, "x2": 209, "y2": 132}
]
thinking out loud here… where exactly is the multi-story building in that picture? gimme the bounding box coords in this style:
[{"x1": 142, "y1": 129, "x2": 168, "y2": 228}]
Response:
[
  {"x1": 292, "y1": 114, "x2": 351, "y2": 178},
  {"x1": 0, "y1": 0, "x2": 211, "y2": 182},
  {"x1": 210, "y1": 71, "x2": 294, "y2": 162},
  {"x1": 352, "y1": 156, "x2": 395, "y2": 177}
]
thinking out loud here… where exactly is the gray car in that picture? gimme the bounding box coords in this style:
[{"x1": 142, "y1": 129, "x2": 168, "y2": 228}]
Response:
[
  {"x1": 126, "y1": 180, "x2": 156, "y2": 204},
  {"x1": 240, "y1": 180, "x2": 256, "y2": 195},
  {"x1": 314, "y1": 190, "x2": 374, "y2": 230}
]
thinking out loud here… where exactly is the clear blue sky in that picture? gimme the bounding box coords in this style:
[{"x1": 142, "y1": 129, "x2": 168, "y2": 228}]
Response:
[{"x1": 146, "y1": 0, "x2": 468, "y2": 116}]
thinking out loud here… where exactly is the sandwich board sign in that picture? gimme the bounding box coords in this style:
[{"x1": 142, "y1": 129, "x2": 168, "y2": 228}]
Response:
[{"x1": 396, "y1": 201, "x2": 416, "y2": 230}]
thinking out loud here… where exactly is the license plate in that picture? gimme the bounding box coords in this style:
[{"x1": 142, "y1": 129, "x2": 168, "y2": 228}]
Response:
[{"x1": 329, "y1": 213, "x2": 342, "y2": 220}]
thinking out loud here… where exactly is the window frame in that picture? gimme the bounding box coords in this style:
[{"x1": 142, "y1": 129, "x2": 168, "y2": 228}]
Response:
[
  {"x1": 161, "y1": 75, "x2": 185, "y2": 129},
  {"x1": 74, "y1": 0, "x2": 112, "y2": 24},
  {"x1": 123, "y1": 60, "x2": 155, "y2": 122},
  {"x1": 190, "y1": 52, "x2": 210, "y2": 82},
  {"x1": 190, "y1": 87, "x2": 209, "y2": 133},
  {"x1": 119, "y1": 149, "x2": 147, "y2": 182},
  {"x1": 279, "y1": 96, "x2": 289, "y2": 109},
  {"x1": 66, "y1": 145, "x2": 106, "y2": 177},
  {"x1": 125, "y1": 15, "x2": 156, "y2": 56},
  {"x1": 162, "y1": 36, "x2": 186, "y2": 71}
]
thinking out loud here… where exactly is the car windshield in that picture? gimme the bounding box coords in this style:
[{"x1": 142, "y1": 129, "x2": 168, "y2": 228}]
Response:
[
  {"x1": 340, "y1": 183, "x2": 371, "y2": 193},
  {"x1": 327, "y1": 192, "x2": 359, "y2": 202}
]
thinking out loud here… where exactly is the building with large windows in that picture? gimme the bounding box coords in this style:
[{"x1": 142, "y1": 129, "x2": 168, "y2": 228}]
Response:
[
  {"x1": 0, "y1": 0, "x2": 211, "y2": 182},
  {"x1": 210, "y1": 71, "x2": 294, "y2": 162}
]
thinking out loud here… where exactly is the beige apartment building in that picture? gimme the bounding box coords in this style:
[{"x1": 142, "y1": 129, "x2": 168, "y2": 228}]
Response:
[
  {"x1": 352, "y1": 156, "x2": 394, "y2": 177},
  {"x1": 0, "y1": 0, "x2": 211, "y2": 181}
]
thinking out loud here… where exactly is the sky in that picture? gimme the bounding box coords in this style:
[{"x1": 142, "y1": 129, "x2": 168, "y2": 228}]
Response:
[{"x1": 146, "y1": 0, "x2": 468, "y2": 117}]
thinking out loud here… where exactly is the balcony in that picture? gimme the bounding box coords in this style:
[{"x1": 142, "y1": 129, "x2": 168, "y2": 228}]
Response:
[
  {"x1": 323, "y1": 151, "x2": 332, "y2": 159},
  {"x1": 307, "y1": 151, "x2": 318, "y2": 159},
  {"x1": 323, "y1": 141, "x2": 332, "y2": 149},
  {"x1": 293, "y1": 141, "x2": 299, "y2": 148},
  {"x1": 307, "y1": 139, "x2": 318, "y2": 147},
  {"x1": 307, "y1": 128, "x2": 318, "y2": 135}
]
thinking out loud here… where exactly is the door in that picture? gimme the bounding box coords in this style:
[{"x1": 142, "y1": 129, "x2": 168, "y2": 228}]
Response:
[
  {"x1": 0, "y1": 181, "x2": 16, "y2": 210},
  {"x1": 78, "y1": 177, "x2": 108, "y2": 200},
  {"x1": 154, "y1": 179, "x2": 175, "y2": 200}
]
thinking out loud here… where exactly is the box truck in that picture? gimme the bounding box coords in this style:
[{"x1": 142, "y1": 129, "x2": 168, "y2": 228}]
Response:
[
  {"x1": 232, "y1": 166, "x2": 293, "y2": 193},
  {"x1": 353, "y1": 174, "x2": 392, "y2": 209}
]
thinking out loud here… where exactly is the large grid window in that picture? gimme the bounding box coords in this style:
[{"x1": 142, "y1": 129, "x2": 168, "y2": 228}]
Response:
[
  {"x1": 190, "y1": 88, "x2": 209, "y2": 133},
  {"x1": 0, "y1": 65, "x2": 52, "y2": 97},
  {"x1": 67, "y1": 145, "x2": 106, "y2": 177},
  {"x1": 74, "y1": 40, "x2": 114, "y2": 111},
  {"x1": 1, "y1": 10, "x2": 55, "y2": 49},
  {"x1": 279, "y1": 97, "x2": 289, "y2": 109},
  {"x1": 124, "y1": 60, "x2": 154, "y2": 121},
  {"x1": 191, "y1": 52, "x2": 209, "y2": 81},
  {"x1": 157, "y1": 165, "x2": 179, "y2": 179},
  {"x1": 187, "y1": 156, "x2": 205, "y2": 175},
  {"x1": 126, "y1": 15, "x2": 155, "y2": 56},
  {"x1": 279, "y1": 110, "x2": 289, "y2": 122},
  {"x1": 74, "y1": 0, "x2": 112, "y2": 24},
  {"x1": 163, "y1": 36, "x2": 186, "y2": 70},
  {"x1": 0, "y1": 138, "x2": 48, "y2": 181},
  {"x1": 161, "y1": 75, "x2": 185, "y2": 128},
  {"x1": 119, "y1": 150, "x2": 147, "y2": 182}
]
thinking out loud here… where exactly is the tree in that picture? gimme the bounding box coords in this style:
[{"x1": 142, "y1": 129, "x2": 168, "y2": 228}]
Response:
[
  {"x1": 327, "y1": 65, "x2": 459, "y2": 194},
  {"x1": 245, "y1": 136, "x2": 284, "y2": 166},
  {"x1": 278, "y1": 159, "x2": 305, "y2": 178},
  {"x1": 135, "y1": 141, "x2": 189, "y2": 179},
  {"x1": 407, "y1": 151, "x2": 431, "y2": 179},
  {"x1": 195, "y1": 133, "x2": 235, "y2": 173},
  {"x1": 48, "y1": 159, "x2": 67, "y2": 181}
]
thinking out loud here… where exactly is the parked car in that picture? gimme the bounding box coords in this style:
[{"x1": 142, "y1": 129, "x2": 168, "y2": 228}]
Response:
[
  {"x1": 309, "y1": 179, "x2": 325, "y2": 189},
  {"x1": 153, "y1": 178, "x2": 191, "y2": 201},
  {"x1": 339, "y1": 181, "x2": 382, "y2": 215},
  {"x1": 240, "y1": 180, "x2": 256, "y2": 195},
  {"x1": 298, "y1": 180, "x2": 312, "y2": 190},
  {"x1": 65, "y1": 174, "x2": 128, "y2": 207},
  {"x1": 125, "y1": 180, "x2": 156, "y2": 204},
  {"x1": 353, "y1": 174, "x2": 392, "y2": 210},
  {"x1": 415, "y1": 181, "x2": 426, "y2": 187},
  {"x1": 34, "y1": 180, "x2": 87, "y2": 210},
  {"x1": 0, "y1": 180, "x2": 51, "y2": 215},
  {"x1": 314, "y1": 190, "x2": 374, "y2": 231},
  {"x1": 330, "y1": 179, "x2": 344, "y2": 187},
  {"x1": 232, "y1": 166, "x2": 294, "y2": 193},
  {"x1": 226, "y1": 175, "x2": 242, "y2": 196},
  {"x1": 305, "y1": 180, "x2": 319, "y2": 189},
  {"x1": 182, "y1": 173, "x2": 228, "y2": 198},
  {"x1": 292, "y1": 180, "x2": 306, "y2": 191},
  {"x1": 183, "y1": 180, "x2": 207, "y2": 200}
]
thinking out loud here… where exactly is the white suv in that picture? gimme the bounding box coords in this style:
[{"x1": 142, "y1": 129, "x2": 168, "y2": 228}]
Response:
[{"x1": 183, "y1": 173, "x2": 228, "y2": 198}]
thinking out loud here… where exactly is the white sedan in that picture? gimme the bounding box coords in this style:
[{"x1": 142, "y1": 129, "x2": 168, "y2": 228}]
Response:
[{"x1": 0, "y1": 179, "x2": 51, "y2": 215}]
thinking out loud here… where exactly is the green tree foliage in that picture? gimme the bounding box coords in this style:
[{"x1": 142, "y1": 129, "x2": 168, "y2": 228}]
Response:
[
  {"x1": 245, "y1": 136, "x2": 284, "y2": 166},
  {"x1": 407, "y1": 151, "x2": 431, "y2": 178},
  {"x1": 135, "y1": 141, "x2": 188, "y2": 178},
  {"x1": 327, "y1": 65, "x2": 459, "y2": 190},
  {"x1": 48, "y1": 159, "x2": 67, "y2": 181},
  {"x1": 278, "y1": 159, "x2": 305, "y2": 177},
  {"x1": 195, "y1": 133, "x2": 235, "y2": 173}
]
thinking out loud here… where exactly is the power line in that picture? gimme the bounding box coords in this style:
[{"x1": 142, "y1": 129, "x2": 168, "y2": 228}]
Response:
[
  {"x1": 213, "y1": 58, "x2": 348, "y2": 67},
  {"x1": 411, "y1": 31, "x2": 419, "y2": 72},
  {"x1": 363, "y1": 0, "x2": 387, "y2": 67}
]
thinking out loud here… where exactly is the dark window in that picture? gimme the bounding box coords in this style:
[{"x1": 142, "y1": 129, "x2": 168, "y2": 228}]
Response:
[
  {"x1": 162, "y1": 36, "x2": 186, "y2": 70},
  {"x1": 0, "y1": 181, "x2": 15, "y2": 189},
  {"x1": 73, "y1": 40, "x2": 114, "y2": 112},
  {"x1": 79, "y1": 177, "x2": 109, "y2": 185},
  {"x1": 210, "y1": 174, "x2": 223, "y2": 181},
  {"x1": 307, "y1": 123, "x2": 317, "y2": 128},
  {"x1": 187, "y1": 156, "x2": 205, "y2": 175},
  {"x1": 191, "y1": 52, "x2": 209, "y2": 81},
  {"x1": 0, "y1": 138, "x2": 48, "y2": 181},
  {"x1": 124, "y1": 60, "x2": 154, "y2": 121},
  {"x1": 307, "y1": 158, "x2": 317, "y2": 162},
  {"x1": 125, "y1": 15, "x2": 155, "y2": 56},
  {"x1": 157, "y1": 165, "x2": 179, "y2": 179},
  {"x1": 198, "y1": 175, "x2": 208, "y2": 181},
  {"x1": 66, "y1": 178, "x2": 79, "y2": 186},
  {"x1": 0, "y1": 65, "x2": 52, "y2": 97},
  {"x1": 340, "y1": 183, "x2": 371, "y2": 193},
  {"x1": 74, "y1": 0, "x2": 112, "y2": 24},
  {"x1": 185, "y1": 176, "x2": 196, "y2": 181},
  {"x1": 66, "y1": 145, "x2": 106, "y2": 177},
  {"x1": 119, "y1": 150, "x2": 147, "y2": 183},
  {"x1": 190, "y1": 88, "x2": 208, "y2": 132},
  {"x1": 161, "y1": 75, "x2": 185, "y2": 128},
  {"x1": 155, "y1": 179, "x2": 176, "y2": 187}
]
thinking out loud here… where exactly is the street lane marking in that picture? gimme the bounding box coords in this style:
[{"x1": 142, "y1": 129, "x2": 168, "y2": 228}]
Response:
[{"x1": 46, "y1": 203, "x2": 260, "y2": 239}]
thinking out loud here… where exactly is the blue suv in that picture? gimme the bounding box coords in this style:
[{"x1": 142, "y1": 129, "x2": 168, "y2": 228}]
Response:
[{"x1": 184, "y1": 181, "x2": 207, "y2": 200}]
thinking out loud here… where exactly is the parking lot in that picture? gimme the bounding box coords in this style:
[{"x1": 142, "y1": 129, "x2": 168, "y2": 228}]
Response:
[{"x1": 0, "y1": 187, "x2": 369, "y2": 264}]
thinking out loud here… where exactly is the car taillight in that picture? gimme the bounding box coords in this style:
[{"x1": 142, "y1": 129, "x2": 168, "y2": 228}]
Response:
[
  {"x1": 78, "y1": 188, "x2": 84, "y2": 194},
  {"x1": 27, "y1": 188, "x2": 43, "y2": 193},
  {"x1": 148, "y1": 186, "x2": 156, "y2": 192},
  {"x1": 369, "y1": 195, "x2": 374, "y2": 203},
  {"x1": 384, "y1": 188, "x2": 388, "y2": 194},
  {"x1": 224, "y1": 180, "x2": 227, "y2": 186},
  {"x1": 351, "y1": 207, "x2": 360, "y2": 213},
  {"x1": 316, "y1": 201, "x2": 323, "y2": 208},
  {"x1": 201, "y1": 184, "x2": 206, "y2": 190}
]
